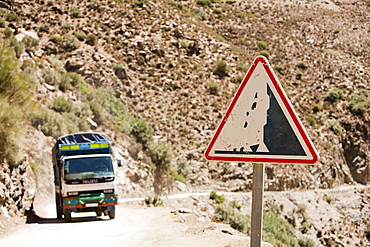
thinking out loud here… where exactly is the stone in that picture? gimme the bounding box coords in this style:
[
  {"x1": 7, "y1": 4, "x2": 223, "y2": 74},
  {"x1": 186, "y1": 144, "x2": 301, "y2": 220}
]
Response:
[
  {"x1": 14, "y1": 28, "x2": 39, "y2": 42},
  {"x1": 65, "y1": 60, "x2": 84, "y2": 72},
  {"x1": 174, "y1": 181, "x2": 186, "y2": 192},
  {"x1": 178, "y1": 208, "x2": 191, "y2": 214}
]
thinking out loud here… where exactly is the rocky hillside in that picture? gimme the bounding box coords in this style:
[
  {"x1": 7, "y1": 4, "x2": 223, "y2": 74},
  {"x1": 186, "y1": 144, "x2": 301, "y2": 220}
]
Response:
[
  {"x1": 0, "y1": 0, "x2": 369, "y2": 211},
  {"x1": 1, "y1": 0, "x2": 370, "y2": 197},
  {"x1": 13, "y1": 0, "x2": 370, "y2": 189}
]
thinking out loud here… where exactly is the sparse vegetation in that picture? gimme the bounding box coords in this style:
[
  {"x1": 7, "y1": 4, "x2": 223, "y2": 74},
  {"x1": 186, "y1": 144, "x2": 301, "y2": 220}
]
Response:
[
  {"x1": 74, "y1": 32, "x2": 86, "y2": 41},
  {"x1": 197, "y1": 0, "x2": 212, "y2": 6},
  {"x1": 31, "y1": 107, "x2": 77, "y2": 139},
  {"x1": 274, "y1": 64, "x2": 286, "y2": 75},
  {"x1": 4, "y1": 12, "x2": 19, "y2": 23},
  {"x1": 325, "y1": 196, "x2": 333, "y2": 204},
  {"x1": 236, "y1": 62, "x2": 248, "y2": 72},
  {"x1": 348, "y1": 89, "x2": 369, "y2": 116},
  {"x1": 313, "y1": 103, "x2": 323, "y2": 113},
  {"x1": 169, "y1": 1, "x2": 183, "y2": 10},
  {"x1": 328, "y1": 119, "x2": 343, "y2": 135},
  {"x1": 215, "y1": 34, "x2": 225, "y2": 42},
  {"x1": 237, "y1": 12, "x2": 246, "y2": 19},
  {"x1": 63, "y1": 33, "x2": 80, "y2": 51},
  {"x1": 213, "y1": 60, "x2": 230, "y2": 77},
  {"x1": 3, "y1": 27, "x2": 13, "y2": 39},
  {"x1": 50, "y1": 97, "x2": 73, "y2": 113},
  {"x1": 325, "y1": 88, "x2": 343, "y2": 102},
  {"x1": 88, "y1": 101, "x2": 106, "y2": 126},
  {"x1": 180, "y1": 39, "x2": 189, "y2": 48},
  {"x1": 61, "y1": 23, "x2": 72, "y2": 30},
  {"x1": 213, "y1": 8, "x2": 222, "y2": 15},
  {"x1": 215, "y1": 200, "x2": 317, "y2": 246},
  {"x1": 230, "y1": 200, "x2": 242, "y2": 210},
  {"x1": 86, "y1": 34, "x2": 97, "y2": 46},
  {"x1": 296, "y1": 70, "x2": 303, "y2": 80},
  {"x1": 208, "y1": 82, "x2": 220, "y2": 95},
  {"x1": 257, "y1": 41, "x2": 268, "y2": 50},
  {"x1": 39, "y1": 24, "x2": 50, "y2": 33},
  {"x1": 297, "y1": 61, "x2": 308, "y2": 69},
  {"x1": 260, "y1": 50, "x2": 270, "y2": 58},
  {"x1": 210, "y1": 191, "x2": 225, "y2": 204},
  {"x1": 263, "y1": 204, "x2": 314, "y2": 247},
  {"x1": 96, "y1": 88, "x2": 129, "y2": 122},
  {"x1": 144, "y1": 195, "x2": 163, "y2": 207},
  {"x1": 191, "y1": 8, "x2": 206, "y2": 20},
  {"x1": 171, "y1": 168, "x2": 186, "y2": 183},
  {"x1": 22, "y1": 36, "x2": 39, "y2": 52},
  {"x1": 298, "y1": 238, "x2": 315, "y2": 247},
  {"x1": 0, "y1": 39, "x2": 34, "y2": 165},
  {"x1": 148, "y1": 140, "x2": 173, "y2": 193},
  {"x1": 324, "y1": 49, "x2": 341, "y2": 56},
  {"x1": 130, "y1": 118, "x2": 154, "y2": 150},
  {"x1": 132, "y1": 0, "x2": 148, "y2": 8},
  {"x1": 172, "y1": 158, "x2": 188, "y2": 183},
  {"x1": 70, "y1": 7, "x2": 81, "y2": 18},
  {"x1": 42, "y1": 65, "x2": 79, "y2": 91},
  {"x1": 214, "y1": 203, "x2": 251, "y2": 233},
  {"x1": 49, "y1": 35, "x2": 63, "y2": 44},
  {"x1": 305, "y1": 116, "x2": 316, "y2": 127},
  {"x1": 263, "y1": 210, "x2": 297, "y2": 246}
]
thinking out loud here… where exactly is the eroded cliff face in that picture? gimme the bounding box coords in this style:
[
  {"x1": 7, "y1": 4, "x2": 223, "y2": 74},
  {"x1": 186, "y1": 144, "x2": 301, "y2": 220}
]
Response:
[
  {"x1": 0, "y1": 158, "x2": 35, "y2": 222},
  {"x1": 342, "y1": 125, "x2": 370, "y2": 185}
]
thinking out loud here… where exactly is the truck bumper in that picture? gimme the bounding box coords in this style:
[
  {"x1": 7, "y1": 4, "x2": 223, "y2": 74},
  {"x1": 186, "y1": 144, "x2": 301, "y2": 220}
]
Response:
[{"x1": 63, "y1": 194, "x2": 118, "y2": 209}]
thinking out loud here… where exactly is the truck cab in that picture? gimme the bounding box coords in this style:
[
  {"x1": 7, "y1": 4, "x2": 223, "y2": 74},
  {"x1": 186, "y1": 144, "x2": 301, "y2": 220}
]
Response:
[{"x1": 53, "y1": 133, "x2": 119, "y2": 222}]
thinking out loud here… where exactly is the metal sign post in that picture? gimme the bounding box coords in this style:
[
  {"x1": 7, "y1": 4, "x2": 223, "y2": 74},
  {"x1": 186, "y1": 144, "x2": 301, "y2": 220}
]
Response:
[{"x1": 250, "y1": 163, "x2": 265, "y2": 247}]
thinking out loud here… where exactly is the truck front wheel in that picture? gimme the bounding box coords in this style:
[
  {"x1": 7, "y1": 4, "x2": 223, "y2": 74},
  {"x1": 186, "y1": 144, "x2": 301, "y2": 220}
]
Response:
[
  {"x1": 108, "y1": 208, "x2": 115, "y2": 219},
  {"x1": 64, "y1": 209, "x2": 72, "y2": 222},
  {"x1": 55, "y1": 195, "x2": 63, "y2": 219}
]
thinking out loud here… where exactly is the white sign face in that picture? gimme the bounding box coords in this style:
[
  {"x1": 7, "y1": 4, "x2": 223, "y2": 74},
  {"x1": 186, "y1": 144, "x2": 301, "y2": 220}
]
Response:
[{"x1": 204, "y1": 56, "x2": 319, "y2": 164}]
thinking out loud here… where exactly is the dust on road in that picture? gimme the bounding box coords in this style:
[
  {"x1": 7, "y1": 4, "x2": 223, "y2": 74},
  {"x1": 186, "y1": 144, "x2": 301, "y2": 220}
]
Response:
[{"x1": 0, "y1": 199, "x2": 254, "y2": 247}]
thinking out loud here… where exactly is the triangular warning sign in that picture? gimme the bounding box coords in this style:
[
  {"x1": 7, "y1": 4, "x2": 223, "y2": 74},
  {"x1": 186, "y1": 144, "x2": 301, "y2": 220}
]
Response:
[{"x1": 204, "y1": 56, "x2": 319, "y2": 164}]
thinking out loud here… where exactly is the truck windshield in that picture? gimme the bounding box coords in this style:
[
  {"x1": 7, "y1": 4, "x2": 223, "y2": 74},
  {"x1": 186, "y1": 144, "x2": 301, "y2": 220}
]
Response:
[{"x1": 64, "y1": 157, "x2": 114, "y2": 180}]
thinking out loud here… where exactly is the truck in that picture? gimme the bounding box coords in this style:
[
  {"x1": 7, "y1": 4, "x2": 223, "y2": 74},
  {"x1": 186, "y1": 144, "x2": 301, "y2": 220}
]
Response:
[{"x1": 52, "y1": 132, "x2": 119, "y2": 222}]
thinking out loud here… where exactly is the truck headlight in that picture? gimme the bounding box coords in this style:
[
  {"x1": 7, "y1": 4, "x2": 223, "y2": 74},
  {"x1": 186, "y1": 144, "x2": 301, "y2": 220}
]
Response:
[
  {"x1": 103, "y1": 189, "x2": 114, "y2": 194},
  {"x1": 68, "y1": 191, "x2": 79, "y2": 196}
]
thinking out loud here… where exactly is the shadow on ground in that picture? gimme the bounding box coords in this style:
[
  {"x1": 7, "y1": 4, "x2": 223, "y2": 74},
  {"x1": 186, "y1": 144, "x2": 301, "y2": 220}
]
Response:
[{"x1": 25, "y1": 205, "x2": 106, "y2": 224}]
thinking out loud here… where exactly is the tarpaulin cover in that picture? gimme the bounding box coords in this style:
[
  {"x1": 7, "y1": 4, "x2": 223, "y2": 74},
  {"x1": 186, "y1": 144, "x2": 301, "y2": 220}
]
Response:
[
  {"x1": 56, "y1": 132, "x2": 110, "y2": 145},
  {"x1": 52, "y1": 133, "x2": 111, "y2": 165}
]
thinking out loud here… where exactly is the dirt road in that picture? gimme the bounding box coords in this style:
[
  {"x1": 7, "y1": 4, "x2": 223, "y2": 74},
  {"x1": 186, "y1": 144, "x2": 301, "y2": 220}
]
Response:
[
  {"x1": 1, "y1": 185, "x2": 368, "y2": 246},
  {"x1": 0, "y1": 196, "x2": 259, "y2": 247}
]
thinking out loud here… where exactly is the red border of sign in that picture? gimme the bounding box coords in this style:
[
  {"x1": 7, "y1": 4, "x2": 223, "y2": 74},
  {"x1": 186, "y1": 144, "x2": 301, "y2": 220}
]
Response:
[{"x1": 204, "y1": 56, "x2": 319, "y2": 164}]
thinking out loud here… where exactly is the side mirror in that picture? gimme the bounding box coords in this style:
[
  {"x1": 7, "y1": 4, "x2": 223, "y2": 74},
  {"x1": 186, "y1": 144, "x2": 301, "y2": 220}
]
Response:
[{"x1": 117, "y1": 160, "x2": 122, "y2": 167}]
